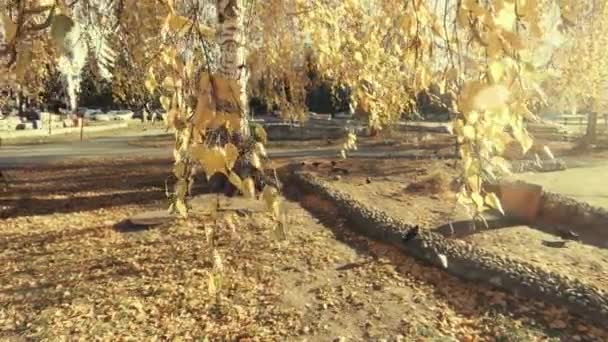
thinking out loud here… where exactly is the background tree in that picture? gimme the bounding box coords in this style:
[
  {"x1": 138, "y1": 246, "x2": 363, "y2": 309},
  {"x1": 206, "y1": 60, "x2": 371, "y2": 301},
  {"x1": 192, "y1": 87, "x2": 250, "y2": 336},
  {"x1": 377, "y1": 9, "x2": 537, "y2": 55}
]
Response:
[{"x1": 542, "y1": 0, "x2": 608, "y2": 144}]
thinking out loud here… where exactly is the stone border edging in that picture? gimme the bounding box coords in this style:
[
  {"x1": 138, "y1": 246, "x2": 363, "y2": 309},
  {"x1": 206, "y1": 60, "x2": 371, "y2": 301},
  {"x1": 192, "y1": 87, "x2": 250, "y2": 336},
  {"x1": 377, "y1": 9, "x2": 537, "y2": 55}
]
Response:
[
  {"x1": 288, "y1": 171, "x2": 608, "y2": 327},
  {"x1": 539, "y1": 191, "x2": 608, "y2": 228},
  {"x1": 510, "y1": 158, "x2": 567, "y2": 173}
]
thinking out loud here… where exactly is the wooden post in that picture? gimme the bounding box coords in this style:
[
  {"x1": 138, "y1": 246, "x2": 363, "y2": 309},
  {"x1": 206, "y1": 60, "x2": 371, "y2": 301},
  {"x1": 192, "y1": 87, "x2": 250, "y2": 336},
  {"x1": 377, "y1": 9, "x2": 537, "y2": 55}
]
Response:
[
  {"x1": 586, "y1": 112, "x2": 598, "y2": 144},
  {"x1": 79, "y1": 117, "x2": 84, "y2": 141}
]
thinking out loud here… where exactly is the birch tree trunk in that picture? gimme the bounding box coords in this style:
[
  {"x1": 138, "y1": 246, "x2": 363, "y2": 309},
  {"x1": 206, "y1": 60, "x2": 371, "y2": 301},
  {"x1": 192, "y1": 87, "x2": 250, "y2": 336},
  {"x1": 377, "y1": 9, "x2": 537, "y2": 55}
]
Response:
[{"x1": 216, "y1": 0, "x2": 250, "y2": 137}]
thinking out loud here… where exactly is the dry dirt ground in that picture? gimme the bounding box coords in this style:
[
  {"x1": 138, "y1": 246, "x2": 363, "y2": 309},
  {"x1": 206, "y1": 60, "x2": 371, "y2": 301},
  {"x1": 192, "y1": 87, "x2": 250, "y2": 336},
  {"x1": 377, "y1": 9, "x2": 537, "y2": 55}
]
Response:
[
  {"x1": 304, "y1": 135, "x2": 608, "y2": 297},
  {"x1": 1, "y1": 157, "x2": 608, "y2": 341}
]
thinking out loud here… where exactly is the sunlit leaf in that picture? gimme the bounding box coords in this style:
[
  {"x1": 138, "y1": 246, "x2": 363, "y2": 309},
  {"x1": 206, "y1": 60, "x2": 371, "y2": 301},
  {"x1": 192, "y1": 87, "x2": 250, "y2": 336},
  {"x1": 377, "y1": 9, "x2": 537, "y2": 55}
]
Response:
[
  {"x1": 254, "y1": 142, "x2": 267, "y2": 157},
  {"x1": 224, "y1": 143, "x2": 239, "y2": 170},
  {"x1": 163, "y1": 13, "x2": 193, "y2": 36},
  {"x1": 494, "y1": 2, "x2": 516, "y2": 32},
  {"x1": 488, "y1": 60, "x2": 505, "y2": 84},
  {"x1": 471, "y1": 192, "x2": 485, "y2": 211},
  {"x1": 160, "y1": 96, "x2": 172, "y2": 111},
  {"x1": 463, "y1": 125, "x2": 476, "y2": 140},
  {"x1": 254, "y1": 125, "x2": 268, "y2": 144},
  {"x1": 485, "y1": 193, "x2": 505, "y2": 215},
  {"x1": 0, "y1": 14, "x2": 17, "y2": 43},
  {"x1": 214, "y1": 76, "x2": 241, "y2": 114},
  {"x1": 354, "y1": 51, "x2": 363, "y2": 63},
  {"x1": 145, "y1": 77, "x2": 157, "y2": 94},
  {"x1": 251, "y1": 153, "x2": 261, "y2": 169},
  {"x1": 242, "y1": 178, "x2": 256, "y2": 198},
  {"x1": 175, "y1": 199, "x2": 188, "y2": 218},
  {"x1": 208, "y1": 274, "x2": 217, "y2": 296},
  {"x1": 226, "y1": 171, "x2": 242, "y2": 191},
  {"x1": 262, "y1": 185, "x2": 280, "y2": 217},
  {"x1": 190, "y1": 146, "x2": 227, "y2": 178},
  {"x1": 472, "y1": 85, "x2": 510, "y2": 111}
]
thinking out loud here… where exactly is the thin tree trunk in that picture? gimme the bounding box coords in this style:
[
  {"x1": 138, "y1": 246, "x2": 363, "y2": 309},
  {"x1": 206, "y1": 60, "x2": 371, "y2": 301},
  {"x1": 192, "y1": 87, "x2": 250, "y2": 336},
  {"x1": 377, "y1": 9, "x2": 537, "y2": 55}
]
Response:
[
  {"x1": 16, "y1": 86, "x2": 23, "y2": 117},
  {"x1": 586, "y1": 112, "x2": 598, "y2": 144},
  {"x1": 216, "y1": 0, "x2": 250, "y2": 137}
]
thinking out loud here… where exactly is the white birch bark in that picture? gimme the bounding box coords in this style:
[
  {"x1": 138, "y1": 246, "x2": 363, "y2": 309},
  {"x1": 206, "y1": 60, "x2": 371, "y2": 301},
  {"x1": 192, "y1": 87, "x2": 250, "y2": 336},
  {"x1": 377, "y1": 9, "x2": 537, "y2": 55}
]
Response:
[{"x1": 216, "y1": 0, "x2": 250, "y2": 137}]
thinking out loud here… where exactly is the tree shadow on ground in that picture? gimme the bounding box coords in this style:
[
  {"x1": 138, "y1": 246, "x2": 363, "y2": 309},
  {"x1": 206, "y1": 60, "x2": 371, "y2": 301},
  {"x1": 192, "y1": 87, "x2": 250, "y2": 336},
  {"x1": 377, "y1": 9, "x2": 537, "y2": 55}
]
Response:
[
  {"x1": 0, "y1": 158, "x2": 179, "y2": 219},
  {"x1": 0, "y1": 190, "x2": 167, "y2": 219},
  {"x1": 430, "y1": 211, "x2": 608, "y2": 250},
  {"x1": 291, "y1": 156, "x2": 458, "y2": 180},
  {"x1": 113, "y1": 209, "x2": 176, "y2": 233}
]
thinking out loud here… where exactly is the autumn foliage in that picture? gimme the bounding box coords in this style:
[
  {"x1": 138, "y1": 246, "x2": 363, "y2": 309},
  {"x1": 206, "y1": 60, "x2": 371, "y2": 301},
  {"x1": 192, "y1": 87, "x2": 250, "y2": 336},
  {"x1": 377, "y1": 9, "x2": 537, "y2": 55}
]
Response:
[{"x1": 0, "y1": 0, "x2": 605, "y2": 221}]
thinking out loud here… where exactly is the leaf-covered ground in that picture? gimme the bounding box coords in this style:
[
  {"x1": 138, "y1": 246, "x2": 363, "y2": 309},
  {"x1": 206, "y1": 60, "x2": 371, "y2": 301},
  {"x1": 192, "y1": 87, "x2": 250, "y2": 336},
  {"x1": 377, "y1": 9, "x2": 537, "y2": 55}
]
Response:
[{"x1": 1, "y1": 157, "x2": 607, "y2": 341}]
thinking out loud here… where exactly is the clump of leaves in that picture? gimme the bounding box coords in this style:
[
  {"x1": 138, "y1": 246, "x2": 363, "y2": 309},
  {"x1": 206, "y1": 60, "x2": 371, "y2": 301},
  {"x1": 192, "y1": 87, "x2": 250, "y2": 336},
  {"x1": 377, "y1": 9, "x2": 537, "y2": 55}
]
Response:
[
  {"x1": 142, "y1": 1, "x2": 286, "y2": 233},
  {"x1": 406, "y1": 170, "x2": 451, "y2": 194},
  {"x1": 481, "y1": 312, "x2": 561, "y2": 342}
]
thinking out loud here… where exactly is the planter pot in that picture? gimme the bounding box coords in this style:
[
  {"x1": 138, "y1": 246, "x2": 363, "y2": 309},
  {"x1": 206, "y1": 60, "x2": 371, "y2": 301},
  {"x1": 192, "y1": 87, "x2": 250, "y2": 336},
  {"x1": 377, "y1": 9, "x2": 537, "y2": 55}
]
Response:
[{"x1": 498, "y1": 181, "x2": 543, "y2": 222}]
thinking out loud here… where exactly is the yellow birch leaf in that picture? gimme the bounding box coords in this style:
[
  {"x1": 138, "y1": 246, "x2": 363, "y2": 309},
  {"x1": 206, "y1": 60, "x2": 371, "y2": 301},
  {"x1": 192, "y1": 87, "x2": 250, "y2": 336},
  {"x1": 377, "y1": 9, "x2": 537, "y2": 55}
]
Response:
[
  {"x1": 194, "y1": 73, "x2": 216, "y2": 130},
  {"x1": 224, "y1": 143, "x2": 239, "y2": 170},
  {"x1": 0, "y1": 14, "x2": 17, "y2": 42},
  {"x1": 145, "y1": 78, "x2": 157, "y2": 94},
  {"x1": 471, "y1": 192, "x2": 485, "y2": 211},
  {"x1": 354, "y1": 51, "x2": 363, "y2": 63},
  {"x1": 166, "y1": 109, "x2": 180, "y2": 129},
  {"x1": 543, "y1": 145, "x2": 555, "y2": 160},
  {"x1": 457, "y1": 190, "x2": 473, "y2": 207},
  {"x1": 224, "y1": 113, "x2": 242, "y2": 132},
  {"x1": 160, "y1": 96, "x2": 171, "y2": 111},
  {"x1": 463, "y1": 124, "x2": 476, "y2": 140},
  {"x1": 214, "y1": 76, "x2": 241, "y2": 114},
  {"x1": 466, "y1": 110, "x2": 479, "y2": 125},
  {"x1": 164, "y1": 13, "x2": 192, "y2": 35},
  {"x1": 161, "y1": 47, "x2": 177, "y2": 65},
  {"x1": 190, "y1": 146, "x2": 226, "y2": 178},
  {"x1": 516, "y1": 0, "x2": 529, "y2": 17},
  {"x1": 175, "y1": 199, "x2": 188, "y2": 218},
  {"x1": 487, "y1": 33, "x2": 502, "y2": 58},
  {"x1": 226, "y1": 171, "x2": 242, "y2": 191},
  {"x1": 467, "y1": 175, "x2": 481, "y2": 193},
  {"x1": 254, "y1": 142, "x2": 267, "y2": 157},
  {"x1": 517, "y1": 130, "x2": 533, "y2": 154},
  {"x1": 501, "y1": 31, "x2": 525, "y2": 50},
  {"x1": 494, "y1": 2, "x2": 516, "y2": 32},
  {"x1": 485, "y1": 192, "x2": 505, "y2": 215},
  {"x1": 262, "y1": 185, "x2": 280, "y2": 216},
  {"x1": 208, "y1": 274, "x2": 217, "y2": 296},
  {"x1": 254, "y1": 126, "x2": 268, "y2": 144},
  {"x1": 251, "y1": 153, "x2": 261, "y2": 169},
  {"x1": 488, "y1": 60, "x2": 505, "y2": 83},
  {"x1": 198, "y1": 24, "x2": 215, "y2": 39},
  {"x1": 242, "y1": 178, "x2": 255, "y2": 198},
  {"x1": 472, "y1": 85, "x2": 510, "y2": 111},
  {"x1": 167, "y1": 0, "x2": 176, "y2": 13},
  {"x1": 491, "y1": 156, "x2": 512, "y2": 174},
  {"x1": 162, "y1": 76, "x2": 180, "y2": 89}
]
